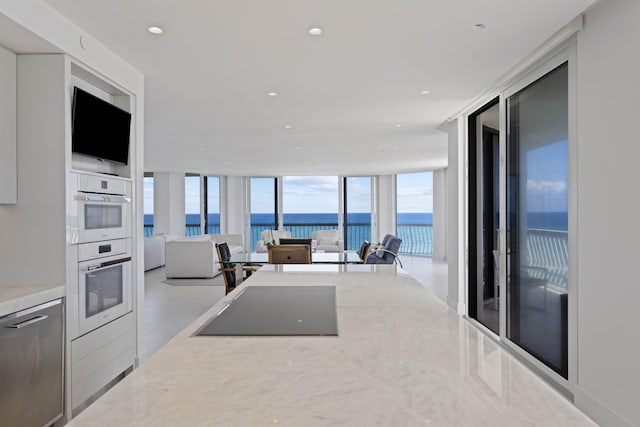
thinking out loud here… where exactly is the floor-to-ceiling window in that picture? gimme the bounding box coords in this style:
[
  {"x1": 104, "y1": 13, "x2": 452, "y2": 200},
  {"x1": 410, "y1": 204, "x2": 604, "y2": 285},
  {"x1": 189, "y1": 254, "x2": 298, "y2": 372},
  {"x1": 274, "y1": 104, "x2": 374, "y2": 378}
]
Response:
[
  {"x1": 205, "y1": 176, "x2": 220, "y2": 234},
  {"x1": 506, "y1": 62, "x2": 569, "y2": 378},
  {"x1": 282, "y1": 176, "x2": 339, "y2": 239},
  {"x1": 143, "y1": 173, "x2": 154, "y2": 237},
  {"x1": 344, "y1": 177, "x2": 372, "y2": 250},
  {"x1": 396, "y1": 172, "x2": 433, "y2": 256},
  {"x1": 185, "y1": 174, "x2": 201, "y2": 236},
  {"x1": 249, "y1": 177, "x2": 278, "y2": 251}
]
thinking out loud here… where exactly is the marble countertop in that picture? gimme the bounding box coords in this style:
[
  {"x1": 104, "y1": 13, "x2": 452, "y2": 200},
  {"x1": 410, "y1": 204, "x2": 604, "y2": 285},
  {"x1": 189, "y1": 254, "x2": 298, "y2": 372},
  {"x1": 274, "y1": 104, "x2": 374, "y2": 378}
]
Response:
[
  {"x1": 0, "y1": 285, "x2": 65, "y2": 317},
  {"x1": 68, "y1": 264, "x2": 595, "y2": 427}
]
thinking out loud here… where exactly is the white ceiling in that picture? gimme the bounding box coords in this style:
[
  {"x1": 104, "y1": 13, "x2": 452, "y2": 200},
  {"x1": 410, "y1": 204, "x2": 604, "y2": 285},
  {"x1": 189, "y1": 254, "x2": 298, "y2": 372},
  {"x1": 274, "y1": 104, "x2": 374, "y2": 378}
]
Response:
[{"x1": 35, "y1": 0, "x2": 595, "y2": 176}]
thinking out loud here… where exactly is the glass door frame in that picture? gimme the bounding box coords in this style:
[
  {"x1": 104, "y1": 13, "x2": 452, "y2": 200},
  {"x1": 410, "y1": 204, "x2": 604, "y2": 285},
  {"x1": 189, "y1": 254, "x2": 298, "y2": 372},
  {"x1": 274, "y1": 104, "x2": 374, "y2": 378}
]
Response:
[
  {"x1": 498, "y1": 44, "x2": 577, "y2": 392},
  {"x1": 463, "y1": 41, "x2": 577, "y2": 395},
  {"x1": 467, "y1": 97, "x2": 501, "y2": 335}
]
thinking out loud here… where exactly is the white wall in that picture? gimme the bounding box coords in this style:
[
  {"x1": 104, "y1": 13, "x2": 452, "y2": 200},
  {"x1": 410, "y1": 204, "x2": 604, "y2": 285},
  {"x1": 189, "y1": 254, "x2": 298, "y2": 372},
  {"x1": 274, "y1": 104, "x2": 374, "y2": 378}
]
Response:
[
  {"x1": 444, "y1": 119, "x2": 463, "y2": 312},
  {"x1": 0, "y1": 55, "x2": 67, "y2": 288},
  {"x1": 153, "y1": 172, "x2": 185, "y2": 238},
  {"x1": 0, "y1": 45, "x2": 16, "y2": 203},
  {"x1": 432, "y1": 169, "x2": 446, "y2": 260},
  {"x1": 573, "y1": 1, "x2": 640, "y2": 426},
  {"x1": 0, "y1": 0, "x2": 142, "y2": 94}
]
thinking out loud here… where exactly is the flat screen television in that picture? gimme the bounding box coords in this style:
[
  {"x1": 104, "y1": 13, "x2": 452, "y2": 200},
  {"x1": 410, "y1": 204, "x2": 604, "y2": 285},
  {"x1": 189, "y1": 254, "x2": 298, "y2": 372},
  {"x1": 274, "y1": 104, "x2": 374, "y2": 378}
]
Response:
[{"x1": 72, "y1": 86, "x2": 131, "y2": 165}]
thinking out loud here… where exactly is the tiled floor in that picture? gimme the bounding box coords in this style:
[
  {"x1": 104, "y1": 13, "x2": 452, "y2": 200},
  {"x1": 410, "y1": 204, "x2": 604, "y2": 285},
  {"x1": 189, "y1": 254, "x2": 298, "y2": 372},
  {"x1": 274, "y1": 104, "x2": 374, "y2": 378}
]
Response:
[{"x1": 142, "y1": 255, "x2": 448, "y2": 361}]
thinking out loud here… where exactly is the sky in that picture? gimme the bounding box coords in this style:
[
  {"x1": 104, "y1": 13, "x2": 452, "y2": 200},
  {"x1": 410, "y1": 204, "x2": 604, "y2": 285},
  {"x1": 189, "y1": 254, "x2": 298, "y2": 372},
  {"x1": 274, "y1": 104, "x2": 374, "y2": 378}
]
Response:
[
  {"x1": 526, "y1": 140, "x2": 568, "y2": 212},
  {"x1": 144, "y1": 172, "x2": 434, "y2": 215}
]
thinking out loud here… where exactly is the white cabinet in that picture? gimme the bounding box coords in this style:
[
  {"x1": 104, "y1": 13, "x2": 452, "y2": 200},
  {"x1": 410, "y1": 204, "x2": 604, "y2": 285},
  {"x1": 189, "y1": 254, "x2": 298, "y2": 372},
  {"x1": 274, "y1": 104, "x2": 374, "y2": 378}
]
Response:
[{"x1": 0, "y1": 46, "x2": 16, "y2": 203}]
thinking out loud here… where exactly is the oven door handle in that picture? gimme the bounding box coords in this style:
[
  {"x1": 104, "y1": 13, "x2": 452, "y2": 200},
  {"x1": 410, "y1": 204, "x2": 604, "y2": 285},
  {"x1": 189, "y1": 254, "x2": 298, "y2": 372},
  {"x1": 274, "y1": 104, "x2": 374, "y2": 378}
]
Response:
[
  {"x1": 85, "y1": 256, "x2": 132, "y2": 271},
  {"x1": 75, "y1": 194, "x2": 130, "y2": 203}
]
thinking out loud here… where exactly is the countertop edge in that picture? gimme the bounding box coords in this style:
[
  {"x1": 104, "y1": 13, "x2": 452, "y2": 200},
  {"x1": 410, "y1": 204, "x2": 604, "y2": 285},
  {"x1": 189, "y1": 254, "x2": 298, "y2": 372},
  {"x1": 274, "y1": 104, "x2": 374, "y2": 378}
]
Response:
[{"x1": 0, "y1": 286, "x2": 66, "y2": 317}]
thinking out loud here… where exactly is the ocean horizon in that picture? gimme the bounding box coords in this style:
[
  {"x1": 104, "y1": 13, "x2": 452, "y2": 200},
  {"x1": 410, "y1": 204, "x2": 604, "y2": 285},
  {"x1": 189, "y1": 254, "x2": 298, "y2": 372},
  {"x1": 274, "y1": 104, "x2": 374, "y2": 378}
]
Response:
[
  {"x1": 144, "y1": 211, "x2": 568, "y2": 231},
  {"x1": 145, "y1": 212, "x2": 434, "y2": 226}
]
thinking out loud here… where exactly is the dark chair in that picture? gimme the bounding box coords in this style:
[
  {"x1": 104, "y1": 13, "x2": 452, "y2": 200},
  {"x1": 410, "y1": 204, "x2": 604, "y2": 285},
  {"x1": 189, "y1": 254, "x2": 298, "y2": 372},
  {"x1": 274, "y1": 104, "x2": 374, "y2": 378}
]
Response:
[
  {"x1": 215, "y1": 242, "x2": 237, "y2": 295},
  {"x1": 268, "y1": 244, "x2": 311, "y2": 264},
  {"x1": 365, "y1": 234, "x2": 402, "y2": 266},
  {"x1": 357, "y1": 240, "x2": 371, "y2": 262}
]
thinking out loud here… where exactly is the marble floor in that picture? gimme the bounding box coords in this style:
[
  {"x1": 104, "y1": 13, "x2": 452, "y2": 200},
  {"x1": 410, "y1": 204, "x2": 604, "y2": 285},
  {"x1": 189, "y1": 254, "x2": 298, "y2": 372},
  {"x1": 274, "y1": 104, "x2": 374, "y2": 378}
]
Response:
[{"x1": 142, "y1": 256, "x2": 449, "y2": 362}]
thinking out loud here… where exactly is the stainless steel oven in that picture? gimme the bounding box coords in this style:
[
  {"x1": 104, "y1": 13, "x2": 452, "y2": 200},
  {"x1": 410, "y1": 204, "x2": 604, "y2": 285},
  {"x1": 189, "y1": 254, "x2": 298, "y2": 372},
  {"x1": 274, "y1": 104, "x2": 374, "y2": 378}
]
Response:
[{"x1": 77, "y1": 239, "x2": 132, "y2": 336}]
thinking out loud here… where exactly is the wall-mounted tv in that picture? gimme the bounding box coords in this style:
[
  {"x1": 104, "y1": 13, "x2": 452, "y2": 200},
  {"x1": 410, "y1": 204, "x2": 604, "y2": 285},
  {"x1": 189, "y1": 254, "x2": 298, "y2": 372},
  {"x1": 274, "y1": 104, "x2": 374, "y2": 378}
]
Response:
[{"x1": 72, "y1": 86, "x2": 131, "y2": 165}]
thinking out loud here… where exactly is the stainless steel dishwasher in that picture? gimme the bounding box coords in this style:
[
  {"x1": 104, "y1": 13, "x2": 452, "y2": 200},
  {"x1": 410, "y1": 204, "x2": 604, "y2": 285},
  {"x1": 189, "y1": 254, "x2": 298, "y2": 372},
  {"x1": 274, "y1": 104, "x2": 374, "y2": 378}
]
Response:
[{"x1": 0, "y1": 298, "x2": 64, "y2": 427}]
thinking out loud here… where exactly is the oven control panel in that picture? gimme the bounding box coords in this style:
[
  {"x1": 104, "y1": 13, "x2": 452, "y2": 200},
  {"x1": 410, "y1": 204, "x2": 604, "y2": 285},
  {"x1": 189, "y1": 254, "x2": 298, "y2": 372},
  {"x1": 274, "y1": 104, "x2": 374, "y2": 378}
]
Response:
[{"x1": 78, "y1": 238, "x2": 129, "y2": 262}]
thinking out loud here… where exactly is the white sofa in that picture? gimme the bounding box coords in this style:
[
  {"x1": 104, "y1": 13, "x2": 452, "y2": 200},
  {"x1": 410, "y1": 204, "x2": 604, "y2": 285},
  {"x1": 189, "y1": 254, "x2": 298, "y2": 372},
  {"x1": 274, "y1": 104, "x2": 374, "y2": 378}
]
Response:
[
  {"x1": 312, "y1": 230, "x2": 344, "y2": 252},
  {"x1": 144, "y1": 234, "x2": 166, "y2": 271},
  {"x1": 255, "y1": 230, "x2": 292, "y2": 252},
  {"x1": 165, "y1": 233, "x2": 244, "y2": 278}
]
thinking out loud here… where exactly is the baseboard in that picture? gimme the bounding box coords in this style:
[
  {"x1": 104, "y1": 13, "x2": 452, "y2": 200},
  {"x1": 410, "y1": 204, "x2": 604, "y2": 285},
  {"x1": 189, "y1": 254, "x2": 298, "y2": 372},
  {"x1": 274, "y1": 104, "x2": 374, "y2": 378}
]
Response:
[
  {"x1": 446, "y1": 296, "x2": 465, "y2": 315},
  {"x1": 574, "y1": 386, "x2": 636, "y2": 427}
]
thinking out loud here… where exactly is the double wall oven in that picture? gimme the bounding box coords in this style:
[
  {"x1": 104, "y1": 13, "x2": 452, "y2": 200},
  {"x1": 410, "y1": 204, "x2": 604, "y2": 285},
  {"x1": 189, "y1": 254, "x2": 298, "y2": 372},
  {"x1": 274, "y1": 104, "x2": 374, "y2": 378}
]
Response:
[{"x1": 69, "y1": 171, "x2": 133, "y2": 338}]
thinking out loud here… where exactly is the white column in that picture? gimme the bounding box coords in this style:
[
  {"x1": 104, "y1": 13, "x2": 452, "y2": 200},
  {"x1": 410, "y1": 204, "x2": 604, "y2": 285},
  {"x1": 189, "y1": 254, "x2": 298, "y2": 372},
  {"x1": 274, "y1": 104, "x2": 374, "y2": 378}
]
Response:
[
  {"x1": 224, "y1": 176, "x2": 246, "y2": 235},
  {"x1": 443, "y1": 118, "x2": 464, "y2": 313},
  {"x1": 153, "y1": 171, "x2": 185, "y2": 238},
  {"x1": 432, "y1": 169, "x2": 447, "y2": 260},
  {"x1": 375, "y1": 175, "x2": 396, "y2": 242}
]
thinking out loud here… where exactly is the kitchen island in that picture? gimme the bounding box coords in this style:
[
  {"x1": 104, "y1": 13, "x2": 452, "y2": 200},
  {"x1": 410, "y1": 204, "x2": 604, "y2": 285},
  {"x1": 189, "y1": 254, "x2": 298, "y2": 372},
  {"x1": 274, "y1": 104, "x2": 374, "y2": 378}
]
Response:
[{"x1": 68, "y1": 264, "x2": 594, "y2": 426}]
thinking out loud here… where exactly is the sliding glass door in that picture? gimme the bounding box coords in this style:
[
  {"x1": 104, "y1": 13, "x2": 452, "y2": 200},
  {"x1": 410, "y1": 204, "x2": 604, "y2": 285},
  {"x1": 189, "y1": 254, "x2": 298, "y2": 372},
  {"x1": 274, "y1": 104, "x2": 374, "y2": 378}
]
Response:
[
  {"x1": 506, "y1": 63, "x2": 569, "y2": 378},
  {"x1": 468, "y1": 99, "x2": 500, "y2": 334}
]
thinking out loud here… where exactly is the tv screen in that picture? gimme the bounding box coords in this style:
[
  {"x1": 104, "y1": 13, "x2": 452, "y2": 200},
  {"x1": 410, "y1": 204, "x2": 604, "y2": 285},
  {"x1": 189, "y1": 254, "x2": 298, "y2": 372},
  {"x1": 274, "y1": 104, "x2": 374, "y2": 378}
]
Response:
[{"x1": 72, "y1": 86, "x2": 131, "y2": 165}]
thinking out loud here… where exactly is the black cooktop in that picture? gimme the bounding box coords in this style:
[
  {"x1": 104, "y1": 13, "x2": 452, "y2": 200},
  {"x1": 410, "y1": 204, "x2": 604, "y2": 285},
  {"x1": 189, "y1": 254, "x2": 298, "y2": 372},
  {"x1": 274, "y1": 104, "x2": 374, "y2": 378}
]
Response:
[{"x1": 194, "y1": 285, "x2": 338, "y2": 336}]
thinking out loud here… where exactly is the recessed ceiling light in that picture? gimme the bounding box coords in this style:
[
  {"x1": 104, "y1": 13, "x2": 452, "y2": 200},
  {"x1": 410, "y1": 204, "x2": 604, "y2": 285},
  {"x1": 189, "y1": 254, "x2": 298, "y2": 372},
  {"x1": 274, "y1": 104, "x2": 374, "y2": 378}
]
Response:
[
  {"x1": 394, "y1": 124, "x2": 403, "y2": 128},
  {"x1": 148, "y1": 26, "x2": 163, "y2": 34},
  {"x1": 308, "y1": 27, "x2": 323, "y2": 36},
  {"x1": 268, "y1": 92, "x2": 278, "y2": 97},
  {"x1": 295, "y1": 147, "x2": 302, "y2": 151},
  {"x1": 420, "y1": 90, "x2": 431, "y2": 95},
  {"x1": 225, "y1": 161, "x2": 232, "y2": 165},
  {"x1": 284, "y1": 125, "x2": 293, "y2": 129},
  {"x1": 472, "y1": 24, "x2": 486, "y2": 31}
]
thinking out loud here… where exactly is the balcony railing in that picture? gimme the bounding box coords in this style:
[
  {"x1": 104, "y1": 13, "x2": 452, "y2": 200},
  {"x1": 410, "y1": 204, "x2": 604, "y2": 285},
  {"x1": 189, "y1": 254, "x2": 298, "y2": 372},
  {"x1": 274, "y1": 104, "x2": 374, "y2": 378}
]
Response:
[
  {"x1": 144, "y1": 222, "x2": 434, "y2": 256},
  {"x1": 250, "y1": 223, "x2": 434, "y2": 256},
  {"x1": 143, "y1": 224, "x2": 220, "y2": 238},
  {"x1": 397, "y1": 224, "x2": 433, "y2": 256},
  {"x1": 144, "y1": 224, "x2": 564, "y2": 279},
  {"x1": 525, "y1": 228, "x2": 568, "y2": 289}
]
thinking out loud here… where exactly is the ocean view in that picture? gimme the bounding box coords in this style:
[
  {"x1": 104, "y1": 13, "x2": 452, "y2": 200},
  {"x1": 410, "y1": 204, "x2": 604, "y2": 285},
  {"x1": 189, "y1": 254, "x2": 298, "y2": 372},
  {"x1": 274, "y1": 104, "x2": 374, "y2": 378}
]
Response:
[
  {"x1": 144, "y1": 212, "x2": 434, "y2": 225},
  {"x1": 143, "y1": 211, "x2": 567, "y2": 256}
]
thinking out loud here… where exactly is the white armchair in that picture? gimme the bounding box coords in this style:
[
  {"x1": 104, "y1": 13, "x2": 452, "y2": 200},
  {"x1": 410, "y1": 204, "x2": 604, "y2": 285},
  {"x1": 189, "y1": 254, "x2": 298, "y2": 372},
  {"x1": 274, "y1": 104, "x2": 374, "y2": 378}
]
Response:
[
  {"x1": 312, "y1": 230, "x2": 344, "y2": 252},
  {"x1": 256, "y1": 229, "x2": 292, "y2": 252}
]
